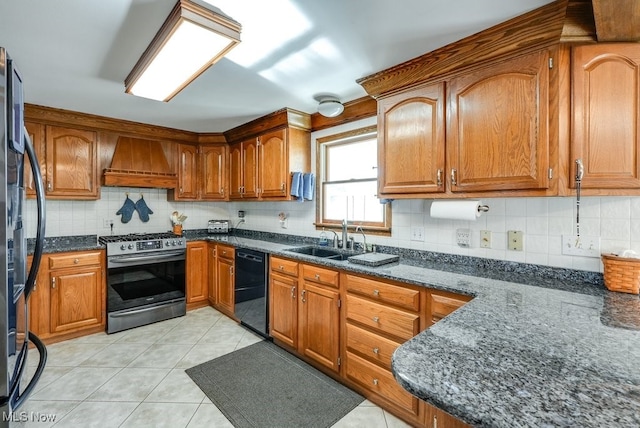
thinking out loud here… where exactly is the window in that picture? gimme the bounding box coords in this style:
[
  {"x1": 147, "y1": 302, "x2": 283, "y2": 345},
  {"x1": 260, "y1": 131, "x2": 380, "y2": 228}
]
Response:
[{"x1": 316, "y1": 125, "x2": 391, "y2": 234}]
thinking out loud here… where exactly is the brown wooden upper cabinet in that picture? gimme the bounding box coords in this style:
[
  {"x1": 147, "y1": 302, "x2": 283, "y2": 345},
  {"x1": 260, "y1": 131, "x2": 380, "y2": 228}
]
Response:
[
  {"x1": 378, "y1": 82, "x2": 445, "y2": 196},
  {"x1": 572, "y1": 43, "x2": 640, "y2": 190},
  {"x1": 447, "y1": 50, "x2": 550, "y2": 193},
  {"x1": 225, "y1": 108, "x2": 311, "y2": 201},
  {"x1": 170, "y1": 143, "x2": 228, "y2": 201},
  {"x1": 25, "y1": 123, "x2": 99, "y2": 199},
  {"x1": 377, "y1": 50, "x2": 551, "y2": 198}
]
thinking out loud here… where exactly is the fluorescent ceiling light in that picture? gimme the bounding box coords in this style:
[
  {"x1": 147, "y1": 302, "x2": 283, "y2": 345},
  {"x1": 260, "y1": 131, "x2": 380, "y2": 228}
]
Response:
[{"x1": 125, "y1": 0, "x2": 241, "y2": 102}]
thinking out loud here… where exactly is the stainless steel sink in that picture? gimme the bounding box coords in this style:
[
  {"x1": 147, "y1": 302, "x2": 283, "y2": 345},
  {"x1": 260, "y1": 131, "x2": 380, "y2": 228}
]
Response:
[{"x1": 284, "y1": 246, "x2": 349, "y2": 261}]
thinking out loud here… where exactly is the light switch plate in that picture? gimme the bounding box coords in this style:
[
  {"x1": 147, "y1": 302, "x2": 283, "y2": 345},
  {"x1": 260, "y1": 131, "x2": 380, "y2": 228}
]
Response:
[
  {"x1": 456, "y1": 228, "x2": 471, "y2": 247},
  {"x1": 508, "y1": 230, "x2": 523, "y2": 251},
  {"x1": 480, "y1": 230, "x2": 491, "y2": 248},
  {"x1": 562, "y1": 235, "x2": 601, "y2": 258}
]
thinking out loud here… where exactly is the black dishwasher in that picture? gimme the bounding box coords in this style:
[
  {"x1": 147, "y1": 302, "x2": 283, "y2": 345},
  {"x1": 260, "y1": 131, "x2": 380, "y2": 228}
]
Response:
[{"x1": 234, "y1": 248, "x2": 269, "y2": 338}]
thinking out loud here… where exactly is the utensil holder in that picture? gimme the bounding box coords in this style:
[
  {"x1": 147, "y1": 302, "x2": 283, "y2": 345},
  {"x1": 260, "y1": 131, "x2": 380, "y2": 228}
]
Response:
[{"x1": 172, "y1": 224, "x2": 183, "y2": 236}]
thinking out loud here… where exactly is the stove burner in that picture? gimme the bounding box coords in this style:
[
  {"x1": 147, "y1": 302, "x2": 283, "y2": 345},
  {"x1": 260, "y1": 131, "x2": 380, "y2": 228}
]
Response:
[{"x1": 98, "y1": 232, "x2": 178, "y2": 245}]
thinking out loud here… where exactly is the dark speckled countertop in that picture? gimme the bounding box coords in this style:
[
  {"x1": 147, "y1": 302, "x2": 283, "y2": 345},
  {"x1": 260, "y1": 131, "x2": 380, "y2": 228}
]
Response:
[{"x1": 35, "y1": 231, "x2": 640, "y2": 427}]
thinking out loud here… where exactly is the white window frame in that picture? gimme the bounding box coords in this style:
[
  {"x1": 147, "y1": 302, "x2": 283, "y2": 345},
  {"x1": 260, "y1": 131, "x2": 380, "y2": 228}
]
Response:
[{"x1": 315, "y1": 125, "x2": 391, "y2": 235}]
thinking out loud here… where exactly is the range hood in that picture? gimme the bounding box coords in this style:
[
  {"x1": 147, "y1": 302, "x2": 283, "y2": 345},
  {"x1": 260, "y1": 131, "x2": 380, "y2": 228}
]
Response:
[{"x1": 103, "y1": 137, "x2": 177, "y2": 188}]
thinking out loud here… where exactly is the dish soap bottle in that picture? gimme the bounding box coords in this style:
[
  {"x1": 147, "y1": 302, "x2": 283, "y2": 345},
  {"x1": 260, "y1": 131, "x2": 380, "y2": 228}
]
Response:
[{"x1": 318, "y1": 228, "x2": 328, "y2": 246}]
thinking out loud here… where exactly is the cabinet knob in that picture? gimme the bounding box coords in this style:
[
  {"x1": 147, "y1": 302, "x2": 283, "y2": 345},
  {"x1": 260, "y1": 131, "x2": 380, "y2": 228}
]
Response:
[
  {"x1": 372, "y1": 316, "x2": 379, "y2": 323},
  {"x1": 372, "y1": 378, "x2": 379, "y2": 386},
  {"x1": 373, "y1": 347, "x2": 380, "y2": 355},
  {"x1": 279, "y1": 265, "x2": 284, "y2": 270},
  {"x1": 74, "y1": 258, "x2": 79, "y2": 264},
  {"x1": 220, "y1": 187, "x2": 224, "y2": 196},
  {"x1": 315, "y1": 273, "x2": 320, "y2": 280},
  {"x1": 373, "y1": 289, "x2": 379, "y2": 296}
]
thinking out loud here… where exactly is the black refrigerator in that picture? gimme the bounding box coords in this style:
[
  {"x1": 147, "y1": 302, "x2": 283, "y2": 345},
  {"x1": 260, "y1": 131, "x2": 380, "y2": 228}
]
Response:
[{"x1": 0, "y1": 46, "x2": 47, "y2": 425}]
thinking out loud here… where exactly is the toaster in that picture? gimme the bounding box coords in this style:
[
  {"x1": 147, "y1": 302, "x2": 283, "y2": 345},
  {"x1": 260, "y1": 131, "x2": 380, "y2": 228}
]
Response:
[{"x1": 207, "y1": 219, "x2": 229, "y2": 234}]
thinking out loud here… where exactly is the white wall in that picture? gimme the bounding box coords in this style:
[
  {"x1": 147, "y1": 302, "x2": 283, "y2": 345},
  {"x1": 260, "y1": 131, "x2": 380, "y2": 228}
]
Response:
[{"x1": 25, "y1": 117, "x2": 640, "y2": 274}]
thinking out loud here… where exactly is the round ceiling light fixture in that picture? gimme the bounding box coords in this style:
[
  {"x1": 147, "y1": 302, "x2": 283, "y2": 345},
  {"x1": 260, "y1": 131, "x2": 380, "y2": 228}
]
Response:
[{"x1": 317, "y1": 97, "x2": 344, "y2": 117}]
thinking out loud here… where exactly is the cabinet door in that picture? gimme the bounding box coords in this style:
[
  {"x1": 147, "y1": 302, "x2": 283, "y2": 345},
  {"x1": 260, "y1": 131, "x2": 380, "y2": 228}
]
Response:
[
  {"x1": 186, "y1": 241, "x2": 208, "y2": 305},
  {"x1": 176, "y1": 144, "x2": 198, "y2": 200},
  {"x1": 378, "y1": 83, "x2": 445, "y2": 196},
  {"x1": 200, "y1": 145, "x2": 227, "y2": 200},
  {"x1": 229, "y1": 143, "x2": 244, "y2": 199},
  {"x1": 242, "y1": 138, "x2": 259, "y2": 199},
  {"x1": 259, "y1": 129, "x2": 288, "y2": 199},
  {"x1": 269, "y1": 272, "x2": 298, "y2": 348},
  {"x1": 216, "y1": 256, "x2": 235, "y2": 316},
  {"x1": 24, "y1": 122, "x2": 46, "y2": 199},
  {"x1": 447, "y1": 50, "x2": 549, "y2": 192},
  {"x1": 27, "y1": 255, "x2": 51, "y2": 339},
  {"x1": 45, "y1": 125, "x2": 99, "y2": 198},
  {"x1": 50, "y1": 267, "x2": 102, "y2": 333},
  {"x1": 572, "y1": 44, "x2": 640, "y2": 189},
  {"x1": 424, "y1": 402, "x2": 470, "y2": 428},
  {"x1": 208, "y1": 244, "x2": 217, "y2": 305},
  {"x1": 299, "y1": 281, "x2": 340, "y2": 373}
]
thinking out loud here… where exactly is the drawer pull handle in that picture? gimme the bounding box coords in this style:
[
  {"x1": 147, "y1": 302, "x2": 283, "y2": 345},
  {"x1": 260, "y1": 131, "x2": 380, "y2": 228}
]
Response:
[
  {"x1": 373, "y1": 347, "x2": 379, "y2": 355},
  {"x1": 301, "y1": 289, "x2": 306, "y2": 303},
  {"x1": 279, "y1": 265, "x2": 284, "y2": 270},
  {"x1": 315, "y1": 273, "x2": 320, "y2": 280},
  {"x1": 51, "y1": 277, "x2": 56, "y2": 289},
  {"x1": 373, "y1": 378, "x2": 379, "y2": 386},
  {"x1": 74, "y1": 258, "x2": 79, "y2": 264},
  {"x1": 373, "y1": 289, "x2": 379, "y2": 296},
  {"x1": 372, "y1": 316, "x2": 379, "y2": 323},
  {"x1": 291, "y1": 286, "x2": 296, "y2": 299}
]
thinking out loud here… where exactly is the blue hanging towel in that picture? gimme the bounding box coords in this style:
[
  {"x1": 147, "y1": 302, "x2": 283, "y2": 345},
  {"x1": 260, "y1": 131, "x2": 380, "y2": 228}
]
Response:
[
  {"x1": 290, "y1": 172, "x2": 304, "y2": 202},
  {"x1": 303, "y1": 173, "x2": 315, "y2": 201},
  {"x1": 116, "y1": 194, "x2": 136, "y2": 223}
]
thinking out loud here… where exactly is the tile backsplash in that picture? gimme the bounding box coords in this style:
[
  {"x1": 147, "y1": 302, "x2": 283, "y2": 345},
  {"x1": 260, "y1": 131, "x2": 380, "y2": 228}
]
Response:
[{"x1": 24, "y1": 186, "x2": 640, "y2": 273}]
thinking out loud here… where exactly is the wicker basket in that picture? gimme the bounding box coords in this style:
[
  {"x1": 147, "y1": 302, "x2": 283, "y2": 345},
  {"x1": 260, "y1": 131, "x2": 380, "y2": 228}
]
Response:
[{"x1": 602, "y1": 254, "x2": 640, "y2": 294}]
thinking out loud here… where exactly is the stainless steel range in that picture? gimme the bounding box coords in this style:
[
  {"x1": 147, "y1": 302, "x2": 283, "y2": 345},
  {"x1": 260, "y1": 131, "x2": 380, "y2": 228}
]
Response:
[{"x1": 99, "y1": 232, "x2": 186, "y2": 334}]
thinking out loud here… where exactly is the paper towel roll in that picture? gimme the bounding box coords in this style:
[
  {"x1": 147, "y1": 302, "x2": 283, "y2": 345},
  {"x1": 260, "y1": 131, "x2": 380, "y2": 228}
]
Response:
[{"x1": 430, "y1": 200, "x2": 484, "y2": 221}]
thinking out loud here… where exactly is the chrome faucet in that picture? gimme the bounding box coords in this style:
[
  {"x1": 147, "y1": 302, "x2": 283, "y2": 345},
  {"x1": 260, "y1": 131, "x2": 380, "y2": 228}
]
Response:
[
  {"x1": 341, "y1": 219, "x2": 348, "y2": 249},
  {"x1": 355, "y1": 225, "x2": 367, "y2": 253}
]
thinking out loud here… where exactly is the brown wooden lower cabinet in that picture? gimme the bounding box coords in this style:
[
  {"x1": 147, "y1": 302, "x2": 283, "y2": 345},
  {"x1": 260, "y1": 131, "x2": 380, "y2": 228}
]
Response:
[
  {"x1": 213, "y1": 244, "x2": 235, "y2": 317},
  {"x1": 28, "y1": 250, "x2": 106, "y2": 343},
  {"x1": 424, "y1": 402, "x2": 471, "y2": 428},
  {"x1": 186, "y1": 241, "x2": 209, "y2": 309}
]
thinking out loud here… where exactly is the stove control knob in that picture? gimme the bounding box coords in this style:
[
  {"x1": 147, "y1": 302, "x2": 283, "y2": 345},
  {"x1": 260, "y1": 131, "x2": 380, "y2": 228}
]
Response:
[
  {"x1": 178, "y1": 241, "x2": 183, "y2": 246},
  {"x1": 171, "y1": 241, "x2": 177, "y2": 246},
  {"x1": 120, "y1": 244, "x2": 126, "y2": 251},
  {"x1": 128, "y1": 244, "x2": 134, "y2": 250}
]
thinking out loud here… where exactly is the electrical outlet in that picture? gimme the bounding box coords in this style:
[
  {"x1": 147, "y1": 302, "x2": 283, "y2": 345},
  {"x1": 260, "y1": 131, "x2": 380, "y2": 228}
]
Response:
[
  {"x1": 456, "y1": 228, "x2": 471, "y2": 248},
  {"x1": 562, "y1": 235, "x2": 601, "y2": 258},
  {"x1": 103, "y1": 219, "x2": 113, "y2": 228},
  {"x1": 508, "y1": 230, "x2": 523, "y2": 251},
  {"x1": 410, "y1": 227, "x2": 424, "y2": 241},
  {"x1": 480, "y1": 230, "x2": 491, "y2": 248}
]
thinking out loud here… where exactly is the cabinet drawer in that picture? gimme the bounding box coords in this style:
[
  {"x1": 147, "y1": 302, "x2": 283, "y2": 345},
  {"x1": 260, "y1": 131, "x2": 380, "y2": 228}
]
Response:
[
  {"x1": 428, "y1": 290, "x2": 472, "y2": 325},
  {"x1": 48, "y1": 251, "x2": 103, "y2": 270},
  {"x1": 346, "y1": 294, "x2": 420, "y2": 341},
  {"x1": 346, "y1": 351, "x2": 419, "y2": 416},
  {"x1": 302, "y1": 264, "x2": 338, "y2": 288},
  {"x1": 217, "y1": 244, "x2": 235, "y2": 261},
  {"x1": 270, "y1": 256, "x2": 299, "y2": 277},
  {"x1": 345, "y1": 274, "x2": 420, "y2": 311},
  {"x1": 346, "y1": 323, "x2": 402, "y2": 370}
]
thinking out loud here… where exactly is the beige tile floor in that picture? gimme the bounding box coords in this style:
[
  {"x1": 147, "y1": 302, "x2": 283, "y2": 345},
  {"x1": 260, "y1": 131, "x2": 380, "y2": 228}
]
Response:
[{"x1": 19, "y1": 306, "x2": 411, "y2": 428}]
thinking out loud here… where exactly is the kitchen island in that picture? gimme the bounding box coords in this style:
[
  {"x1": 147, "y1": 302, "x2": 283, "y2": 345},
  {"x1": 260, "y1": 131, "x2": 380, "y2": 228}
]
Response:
[{"x1": 34, "y1": 231, "x2": 640, "y2": 427}]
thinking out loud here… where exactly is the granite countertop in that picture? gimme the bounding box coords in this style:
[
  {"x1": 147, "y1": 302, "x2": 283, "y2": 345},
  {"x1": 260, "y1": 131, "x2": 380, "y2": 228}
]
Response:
[{"x1": 35, "y1": 232, "x2": 640, "y2": 427}]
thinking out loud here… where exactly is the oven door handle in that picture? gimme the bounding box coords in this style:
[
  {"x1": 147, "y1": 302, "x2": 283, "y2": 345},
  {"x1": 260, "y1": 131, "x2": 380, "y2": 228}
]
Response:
[
  {"x1": 109, "y1": 251, "x2": 185, "y2": 266},
  {"x1": 109, "y1": 299, "x2": 184, "y2": 317}
]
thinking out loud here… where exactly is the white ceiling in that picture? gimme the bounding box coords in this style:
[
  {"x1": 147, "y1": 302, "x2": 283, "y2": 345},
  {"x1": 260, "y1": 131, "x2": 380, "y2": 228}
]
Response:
[{"x1": 0, "y1": 0, "x2": 553, "y2": 133}]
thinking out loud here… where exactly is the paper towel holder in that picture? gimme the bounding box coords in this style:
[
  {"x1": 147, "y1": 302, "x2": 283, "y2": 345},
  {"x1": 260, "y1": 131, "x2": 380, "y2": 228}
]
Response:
[{"x1": 478, "y1": 204, "x2": 489, "y2": 213}]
